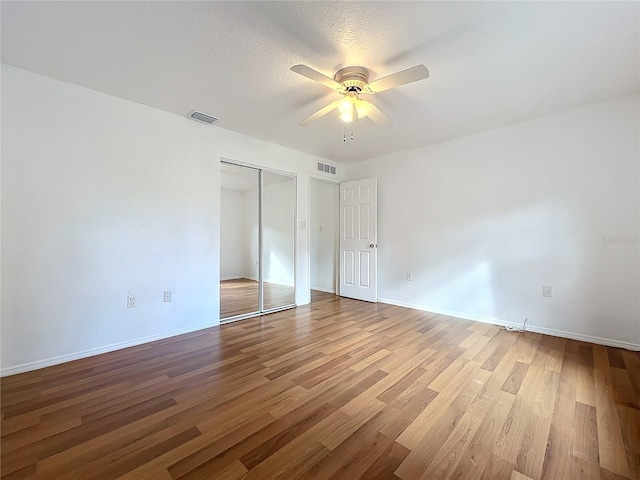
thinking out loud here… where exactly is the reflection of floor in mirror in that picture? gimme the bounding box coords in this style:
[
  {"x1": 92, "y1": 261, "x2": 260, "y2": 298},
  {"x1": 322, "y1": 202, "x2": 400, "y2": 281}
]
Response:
[{"x1": 220, "y1": 278, "x2": 295, "y2": 319}]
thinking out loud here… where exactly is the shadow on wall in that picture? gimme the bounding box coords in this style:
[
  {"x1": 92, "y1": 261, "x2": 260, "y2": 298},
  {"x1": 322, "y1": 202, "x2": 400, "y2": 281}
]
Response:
[{"x1": 384, "y1": 200, "x2": 587, "y2": 327}]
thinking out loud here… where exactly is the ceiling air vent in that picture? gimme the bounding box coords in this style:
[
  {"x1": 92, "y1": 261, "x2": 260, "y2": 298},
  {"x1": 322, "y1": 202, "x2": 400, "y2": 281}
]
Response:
[
  {"x1": 187, "y1": 110, "x2": 218, "y2": 124},
  {"x1": 317, "y1": 162, "x2": 337, "y2": 175}
]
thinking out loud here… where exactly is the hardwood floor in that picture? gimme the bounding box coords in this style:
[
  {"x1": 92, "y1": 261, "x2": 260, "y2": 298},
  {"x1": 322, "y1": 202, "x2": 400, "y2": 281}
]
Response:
[
  {"x1": 2, "y1": 291, "x2": 638, "y2": 479},
  {"x1": 220, "y1": 279, "x2": 295, "y2": 319}
]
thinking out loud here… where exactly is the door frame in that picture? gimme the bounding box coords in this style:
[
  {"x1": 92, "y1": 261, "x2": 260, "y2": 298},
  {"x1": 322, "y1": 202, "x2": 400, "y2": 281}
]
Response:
[{"x1": 308, "y1": 174, "x2": 340, "y2": 298}]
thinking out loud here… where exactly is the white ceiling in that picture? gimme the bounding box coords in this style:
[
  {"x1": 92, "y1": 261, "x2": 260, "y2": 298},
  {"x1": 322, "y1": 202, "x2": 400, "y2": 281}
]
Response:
[{"x1": 2, "y1": 1, "x2": 638, "y2": 164}]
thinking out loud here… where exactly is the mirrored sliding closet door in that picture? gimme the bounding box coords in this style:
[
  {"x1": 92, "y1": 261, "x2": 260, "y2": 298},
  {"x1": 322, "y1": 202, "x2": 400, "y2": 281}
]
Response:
[
  {"x1": 220, "y1": 161, "x2": 296, "y2": 322},
  {"x1": 262, "y1": 171, "x2": 296, "y2": 311},
  {"x1": 220, "y1": 163, "x2": 260, "y2": 319}
]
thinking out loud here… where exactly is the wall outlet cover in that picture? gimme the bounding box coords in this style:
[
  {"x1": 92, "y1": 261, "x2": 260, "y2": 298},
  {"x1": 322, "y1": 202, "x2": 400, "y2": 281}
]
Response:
[
  {"x1": 542, "y1": 286, "x2": 552, "y2": 297},
  {"x1": 163, "y1": 291, "x2": 172, "y2": 302},
  {"x1": 127, "y1": 295, "x2": 136, "y2": 308}
]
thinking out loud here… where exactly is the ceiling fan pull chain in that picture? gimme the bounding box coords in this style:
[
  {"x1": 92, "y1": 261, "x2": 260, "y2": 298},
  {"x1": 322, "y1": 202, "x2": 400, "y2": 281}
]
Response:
[
  {"x1": 350, "y1": 123, "x2": 354, "y2": 141},
  {"x1": 343, "y1": 123, "x2": 346, "y2": 142}
]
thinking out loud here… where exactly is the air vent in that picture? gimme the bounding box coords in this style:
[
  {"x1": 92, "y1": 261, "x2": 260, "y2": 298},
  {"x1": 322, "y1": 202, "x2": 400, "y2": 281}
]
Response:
[
  {"x1": 187, "y1": 110, "x2": 218, "y2": 124},
  {"x1": 317, "y1": 162, "x2": 337, "y2": 175}
]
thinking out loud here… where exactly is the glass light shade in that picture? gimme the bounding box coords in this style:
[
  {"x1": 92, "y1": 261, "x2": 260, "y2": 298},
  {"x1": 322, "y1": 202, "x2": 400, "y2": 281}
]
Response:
[
  {"x1": 339, "y1": 111, "x2": 354, "y2": 123},
  {"x1": 338, "y1": 97, "x2": 353, "y2": 115},
  {"x1": 338, "y1": 96, "x2": 354, "y2": 122},
  {"x1": 355, "y1": 99, "x2": 372, "y2": 119}
]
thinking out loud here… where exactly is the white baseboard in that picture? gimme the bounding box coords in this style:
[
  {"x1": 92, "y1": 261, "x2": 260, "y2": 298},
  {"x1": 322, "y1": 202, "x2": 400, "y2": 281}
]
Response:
[
  {"x1": 311, "y1": 285, "x2": 336, "y2": 294},
  {"x1": 1, "y1": 320, "x2": 220, "y2": 377},
  {"x1": 377, "y1": 298, "x2": 640, "y2": 351},
  {"x1": 220, "y1": 275, "x2": 244, "y2": 281}
]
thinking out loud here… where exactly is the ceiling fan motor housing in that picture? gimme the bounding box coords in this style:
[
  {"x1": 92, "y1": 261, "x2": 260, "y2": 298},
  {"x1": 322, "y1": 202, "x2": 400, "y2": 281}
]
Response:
[{"x1": 334, "y1": 66, "x2": 370, "y2": 92}]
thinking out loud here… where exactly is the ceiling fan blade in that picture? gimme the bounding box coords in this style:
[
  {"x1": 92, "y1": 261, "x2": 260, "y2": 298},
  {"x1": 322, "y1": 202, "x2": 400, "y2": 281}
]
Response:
[
  {"x1": 367, "y1": 102, "x2": 393, "y2": 127},
  {"x1": 298, "y1": 101, "x2": 340, "y2": 127},
  {"x1": 291, "y1": 65, "x2": 345, "y2": 92},
  {"x1": 367, "y1": 64, "x2": 430, "y2": 93}
]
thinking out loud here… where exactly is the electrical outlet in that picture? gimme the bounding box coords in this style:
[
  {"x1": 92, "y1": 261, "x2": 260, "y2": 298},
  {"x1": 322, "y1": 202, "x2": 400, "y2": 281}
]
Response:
[
  {"x1": 542, "y1": 286, "x2": 552, "y2": 298},
  {"x1": 127, "y1": 295, "x2": 136, "y2": 308},
  {"x1": 163, "y1": 291, "x2": 172, "y2": 302},
  {"x1": 406, "y1": 272, "x2": 413, "y2": 281},
  {"x1": 300, "y1": 221, "x2": 307, "y2": 230}
]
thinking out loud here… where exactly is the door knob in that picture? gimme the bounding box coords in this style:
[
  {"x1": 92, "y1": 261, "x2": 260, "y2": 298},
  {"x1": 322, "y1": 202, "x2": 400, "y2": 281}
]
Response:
[{"x1": 369, "y1": 243, "x2": 376, "y2": 248}]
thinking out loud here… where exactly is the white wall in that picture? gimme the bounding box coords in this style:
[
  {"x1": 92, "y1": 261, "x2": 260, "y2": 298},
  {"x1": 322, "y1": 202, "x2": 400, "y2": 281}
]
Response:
[
  {"x1": 347, "y1": 96, "x2": 640, "y2": 349},
  {"x1": 1, "y1": 65, "x2": 342, "y2": 374},
  {"x1": 310, "y1": 179, "x2": 339, "y2": 293},
  {"x1": 220, "y1": 189, "x2": 245, "y2": 280}
]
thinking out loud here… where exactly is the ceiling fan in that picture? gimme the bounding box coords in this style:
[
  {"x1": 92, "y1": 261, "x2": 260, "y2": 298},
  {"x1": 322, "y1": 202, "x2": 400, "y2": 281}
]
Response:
[{"x1": 291, "y1": 64, "x2": 429, "y2": 127}]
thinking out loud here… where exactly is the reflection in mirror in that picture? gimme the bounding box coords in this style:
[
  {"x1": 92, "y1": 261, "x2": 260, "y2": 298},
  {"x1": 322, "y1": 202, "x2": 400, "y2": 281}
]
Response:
[
  {"x1": 220, "y1": 163, "x2": 259, "y2": 319},
  {"x1": 262, "y1": 172, "x2": 296, "y2": 310}
]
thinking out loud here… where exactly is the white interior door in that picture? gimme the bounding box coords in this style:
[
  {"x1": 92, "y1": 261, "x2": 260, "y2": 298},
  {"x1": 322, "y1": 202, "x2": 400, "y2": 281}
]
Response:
[{"x1": 339, "y1": 178, "x2": 377, "y2": 302}]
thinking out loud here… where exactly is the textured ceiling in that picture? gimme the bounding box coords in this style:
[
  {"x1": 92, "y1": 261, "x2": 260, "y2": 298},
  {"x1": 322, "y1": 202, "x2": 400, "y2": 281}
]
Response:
[{"x1": 2, "y1": 1, "x2": 639, "y2": 164}]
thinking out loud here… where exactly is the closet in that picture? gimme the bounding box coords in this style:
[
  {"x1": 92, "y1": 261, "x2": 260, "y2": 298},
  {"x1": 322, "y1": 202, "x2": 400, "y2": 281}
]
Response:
[{"x1": 219, "y1": 161, "x2": 296, "y2": 322}]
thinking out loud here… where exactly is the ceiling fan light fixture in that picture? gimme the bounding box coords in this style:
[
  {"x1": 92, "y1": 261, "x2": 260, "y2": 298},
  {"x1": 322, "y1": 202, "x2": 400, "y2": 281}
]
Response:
[{"x1": 291, "y1": 63, "x2": 428, "y2": 128}]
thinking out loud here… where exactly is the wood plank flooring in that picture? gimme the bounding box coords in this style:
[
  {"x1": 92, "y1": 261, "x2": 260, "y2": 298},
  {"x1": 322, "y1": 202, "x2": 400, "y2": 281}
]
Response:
[
  {"x1": 220, "y1": 279, "x2": 295, "y2": 319},
  {"x1": 1, "y1": 291, "x2": 638, "y2": 479}
]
